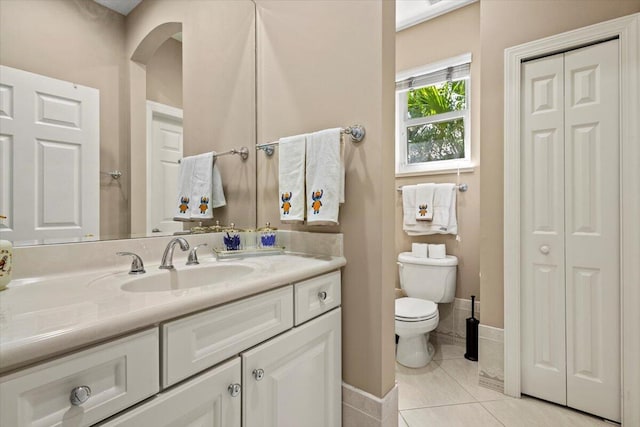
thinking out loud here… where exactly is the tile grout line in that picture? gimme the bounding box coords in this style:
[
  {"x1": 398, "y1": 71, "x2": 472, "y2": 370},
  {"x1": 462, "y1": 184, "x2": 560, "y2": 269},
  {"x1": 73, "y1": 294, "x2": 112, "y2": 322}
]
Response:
[{"x1": 478, "y1": 400, "x2": 507, "y2": 427}]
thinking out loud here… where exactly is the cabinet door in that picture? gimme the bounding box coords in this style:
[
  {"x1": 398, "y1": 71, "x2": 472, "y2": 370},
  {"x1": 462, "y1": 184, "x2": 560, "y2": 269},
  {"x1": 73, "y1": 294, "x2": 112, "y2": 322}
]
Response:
[
  {"x1": 0, "y1": 329, "x2": 159, "y2": 427},
  {"x1": 242, "y1": 308, "x2": 341, "y2": 427},
  {"x1": 98, "y1": 358, "x2": 241, "y2": 427}
]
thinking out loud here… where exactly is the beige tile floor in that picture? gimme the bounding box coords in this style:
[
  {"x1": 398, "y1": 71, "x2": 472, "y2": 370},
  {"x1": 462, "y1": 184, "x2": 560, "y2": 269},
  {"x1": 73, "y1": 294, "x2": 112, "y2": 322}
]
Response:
[{"x1": 397, "y1": 338, "x2": 617, "y2": 427}]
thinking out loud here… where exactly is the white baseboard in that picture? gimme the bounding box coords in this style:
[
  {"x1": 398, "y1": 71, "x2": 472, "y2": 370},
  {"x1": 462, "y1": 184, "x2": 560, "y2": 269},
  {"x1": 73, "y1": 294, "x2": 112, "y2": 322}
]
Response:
[{"x1": 342, "y1": 382, "x2": 398, "y2": 427}]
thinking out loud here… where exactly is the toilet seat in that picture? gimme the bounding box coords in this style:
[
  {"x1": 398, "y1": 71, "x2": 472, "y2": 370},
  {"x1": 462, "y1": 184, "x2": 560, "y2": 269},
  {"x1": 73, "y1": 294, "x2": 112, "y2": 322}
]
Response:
[{"x1": 395, "y1": 297, "x2": 438, "y2": 322}]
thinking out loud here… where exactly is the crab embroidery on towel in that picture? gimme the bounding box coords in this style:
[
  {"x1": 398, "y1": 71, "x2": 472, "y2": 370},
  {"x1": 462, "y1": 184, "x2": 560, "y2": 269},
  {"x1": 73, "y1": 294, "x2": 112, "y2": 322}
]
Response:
[
  {"x1": 311, "y1": 189, "x2": 324, "y2": 214},
  {"x1": 417, "y1": 204, "x2": 429, "y2": 217},
  {"x1": 281, "y1": 192, "x2": 292, "y2": 215},
  {"x1": 179, "y1": 196, "x2": 190, "y2": 214},
  {"x1": 199, "y1": 196, "x2": 209, "y2": 214}
]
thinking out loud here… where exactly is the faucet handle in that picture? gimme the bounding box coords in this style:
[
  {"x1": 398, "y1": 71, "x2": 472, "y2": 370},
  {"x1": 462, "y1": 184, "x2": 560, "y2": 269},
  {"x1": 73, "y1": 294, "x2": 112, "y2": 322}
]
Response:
[
  {"x1": 116, "y1": 252, "x2": 146, "y2": 275},
  {"x1": 186, "y1": 244, "x2": 208, "y2": 266}
]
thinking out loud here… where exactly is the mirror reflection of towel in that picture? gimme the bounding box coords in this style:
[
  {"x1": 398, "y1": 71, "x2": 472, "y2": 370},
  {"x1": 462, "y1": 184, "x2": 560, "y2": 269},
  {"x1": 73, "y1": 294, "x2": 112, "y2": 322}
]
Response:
[{"x1": 174, "y1": 152, "x2": 225, "y2": 221}]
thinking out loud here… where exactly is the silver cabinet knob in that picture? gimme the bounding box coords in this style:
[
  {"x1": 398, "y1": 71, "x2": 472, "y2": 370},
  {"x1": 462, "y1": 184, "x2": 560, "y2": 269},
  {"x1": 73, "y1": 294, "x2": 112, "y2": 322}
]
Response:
[
  {"x1": 539, "y1": 245, "x2": 550, "y2": 255},
  {"x1": 228, "y1": 383, "x2": 241, "y2": 397},
  {"x1": 318, "y1": 291, "x2": 328, "y2": 301},
  {"x1": 253, "y1": 368, "x2": 265, "y2": 381},
  {"x1": 70, "y1": 385, "x2": 91, "y2": 406}
]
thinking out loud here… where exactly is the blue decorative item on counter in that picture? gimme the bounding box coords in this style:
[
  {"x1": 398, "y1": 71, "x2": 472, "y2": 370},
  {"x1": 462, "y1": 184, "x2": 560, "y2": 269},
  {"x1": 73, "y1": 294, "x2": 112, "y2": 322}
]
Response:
[
  {"x1": 223, "y1": 232, "x2": 241, "y2": 251},
  {"x1": 222, "y1": 223, "x2": 242, "y2": 251},
  {"x1": 258, "y1": 222, "x2": 277, "y2": 248}
]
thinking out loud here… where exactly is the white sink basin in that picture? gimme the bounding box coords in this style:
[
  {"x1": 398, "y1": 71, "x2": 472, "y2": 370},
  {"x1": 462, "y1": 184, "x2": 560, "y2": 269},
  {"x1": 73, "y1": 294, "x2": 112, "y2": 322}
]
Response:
[{"x1": 120, "y1": 264, "x2": 255, "y2": 293}]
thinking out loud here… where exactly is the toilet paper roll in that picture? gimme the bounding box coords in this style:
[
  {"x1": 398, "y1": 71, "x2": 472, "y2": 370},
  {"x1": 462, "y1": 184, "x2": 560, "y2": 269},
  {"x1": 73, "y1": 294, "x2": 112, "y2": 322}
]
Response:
[
  {"x1": 412, "y1": 243, "x2": 428, "y2": 258},
  {"x1": 428, "y1": 244, "x2": 446, "y2": 259}
]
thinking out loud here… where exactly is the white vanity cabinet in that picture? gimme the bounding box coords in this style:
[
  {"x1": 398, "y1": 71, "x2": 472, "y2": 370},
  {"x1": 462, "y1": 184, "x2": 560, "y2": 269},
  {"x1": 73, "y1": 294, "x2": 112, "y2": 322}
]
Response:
[
  {"x1": 0, "y1": 329, "x2": 159, "y2": 427},
  {"x1": 99, "y1": 357, "x2": 242, "y2": 427},
  {"x1": 1, "y1": 269, "x2": 342, "y2": 427},
  {"x1": 242, "y1": 307, "x2": 341, "y2": 427}
]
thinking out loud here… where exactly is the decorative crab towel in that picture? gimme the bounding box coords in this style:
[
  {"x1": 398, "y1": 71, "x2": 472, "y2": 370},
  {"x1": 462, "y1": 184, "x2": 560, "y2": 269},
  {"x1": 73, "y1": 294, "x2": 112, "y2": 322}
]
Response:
[
  {"x1": 306, "y1": 128, "x2": 343, "y2": 225},
  {"x1": 279, "y1": 134, "x2": 307, "y2": 223},
  {"x1": 174, "y1": 152, "x2": 226, "y2": 221}
]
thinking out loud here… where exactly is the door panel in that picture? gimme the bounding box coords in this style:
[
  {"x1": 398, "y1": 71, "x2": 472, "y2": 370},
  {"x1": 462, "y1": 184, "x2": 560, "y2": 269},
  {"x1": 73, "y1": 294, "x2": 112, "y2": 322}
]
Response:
[
  {"x1": 564, "y1": 40, "x2": 620, "y2": 423},
  {"x1": 521, "y1": 39, "x2": 621, "y2": 423},
  {"x1": 0, "y1": 65, "x2": 99, "y2": 243},
  {"x1": 521, "y1": 53, "x2": 567, "y2": 405}
]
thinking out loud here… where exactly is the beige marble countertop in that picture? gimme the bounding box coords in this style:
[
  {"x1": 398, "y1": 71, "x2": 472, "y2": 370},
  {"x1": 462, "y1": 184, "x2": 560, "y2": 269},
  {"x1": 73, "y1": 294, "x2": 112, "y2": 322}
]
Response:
[{"x1": 0, "y1": 252, "x2": 345, "y2": 374}]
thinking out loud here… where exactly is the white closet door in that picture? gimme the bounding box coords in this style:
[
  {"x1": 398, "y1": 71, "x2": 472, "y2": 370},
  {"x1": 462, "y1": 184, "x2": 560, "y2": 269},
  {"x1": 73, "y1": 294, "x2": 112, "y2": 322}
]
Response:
[
  {"x1": 0, "y1": 65, "x2": 99, "y2": 243},
  {"x1": 521, "y1": 39, "x2": 621, "y2": 423},
  {"x1": 564, "y1": 40, "x2": 620, "y2": 423},
  {"x1": 521, "y1": 53, "x2": 567, "y2": 405}
]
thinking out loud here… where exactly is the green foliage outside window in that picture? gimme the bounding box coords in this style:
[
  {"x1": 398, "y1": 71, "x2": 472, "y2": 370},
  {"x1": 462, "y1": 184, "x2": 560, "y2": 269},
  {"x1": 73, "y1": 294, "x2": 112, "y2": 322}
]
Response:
[{"x1": 405, "y1": 80, "x2": 466, "y2": 163}]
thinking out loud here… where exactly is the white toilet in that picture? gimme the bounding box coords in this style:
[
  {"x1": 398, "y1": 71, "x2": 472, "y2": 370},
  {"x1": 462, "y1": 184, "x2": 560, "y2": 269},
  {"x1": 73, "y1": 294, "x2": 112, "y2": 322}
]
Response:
[{"x1": 395, "y1": 252, "x2": 457, "y2": 368}]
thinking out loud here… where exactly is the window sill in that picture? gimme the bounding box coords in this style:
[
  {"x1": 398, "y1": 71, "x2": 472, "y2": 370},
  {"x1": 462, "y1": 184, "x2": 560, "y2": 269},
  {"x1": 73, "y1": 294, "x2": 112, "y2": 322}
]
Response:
[{"x1": 395, "y1": 164, "x2": 475, "y2": 178}]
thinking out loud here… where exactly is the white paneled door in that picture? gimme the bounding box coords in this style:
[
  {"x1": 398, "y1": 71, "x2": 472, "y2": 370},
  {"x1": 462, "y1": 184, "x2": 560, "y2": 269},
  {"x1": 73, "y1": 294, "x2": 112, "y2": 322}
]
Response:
[
  {"x1": 146, "y1": 101, "x2": 183, "y2": 235},
  {"x1": 521, "y1": 40, "x2": 620, "y2": 422},
  {"x1": 0, "y1": 66, "x2": 99, "y2": 243}
]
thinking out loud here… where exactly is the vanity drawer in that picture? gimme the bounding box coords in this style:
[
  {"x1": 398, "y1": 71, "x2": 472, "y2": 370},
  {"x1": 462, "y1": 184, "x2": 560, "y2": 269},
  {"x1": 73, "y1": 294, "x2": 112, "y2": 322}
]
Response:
[
  {"x1": 0, "y1": 328, "x2": 159, "y2": 427},
  {"x1": 162, "y1": 285, "x2": 293, "y2": 388},
  {"x1": 294, "y1": 270, "x2": 341, "y2": 325}
]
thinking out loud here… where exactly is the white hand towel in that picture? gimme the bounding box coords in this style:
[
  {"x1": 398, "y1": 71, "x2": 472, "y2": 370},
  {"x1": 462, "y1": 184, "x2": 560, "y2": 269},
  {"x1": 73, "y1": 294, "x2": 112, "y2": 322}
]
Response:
[
  {"x1": 306, "y1": 128, "x2": 343, "y2": 225},
  {"x1": 211, "y1": 158, "x2": 226, "y2": 209},
  {"x1": 402, "y1": 185, "x2": 418, "y2": 232},
  {"x1": 190, "y1": 152, "x2": 216, "y2": 220},
  {"x1": 415, "y1": 183, "x2": 435, "y2": 221},
  {"x1": 279, "y1": 134, "x2": 307, "y2": 223},
  {"x1": 174, "y1": 155, "x2": 196, "y2": 221},
  {"x1": 428, "y1": 244, "x2": 446, "y2": 259}
]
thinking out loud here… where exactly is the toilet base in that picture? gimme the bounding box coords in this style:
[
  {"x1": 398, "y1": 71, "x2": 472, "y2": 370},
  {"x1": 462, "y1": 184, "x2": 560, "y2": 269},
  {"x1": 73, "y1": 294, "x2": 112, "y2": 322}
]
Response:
[{"x1": 396, "y1": 332, "x2": 435, "y2": 368}]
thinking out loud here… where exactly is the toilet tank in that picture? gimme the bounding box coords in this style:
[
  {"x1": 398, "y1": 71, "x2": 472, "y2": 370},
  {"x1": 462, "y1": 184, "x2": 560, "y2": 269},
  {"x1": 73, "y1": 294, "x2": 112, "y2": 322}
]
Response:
[{"x1": 398, "y1": 252, "x2": 457, "y2": 303}]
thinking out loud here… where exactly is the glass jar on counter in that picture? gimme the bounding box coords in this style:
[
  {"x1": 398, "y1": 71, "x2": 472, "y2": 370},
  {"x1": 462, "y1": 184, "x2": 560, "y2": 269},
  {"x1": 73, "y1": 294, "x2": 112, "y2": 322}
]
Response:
[{"x1": 258, "y1": 222, "x2": 277, "y2": 248}]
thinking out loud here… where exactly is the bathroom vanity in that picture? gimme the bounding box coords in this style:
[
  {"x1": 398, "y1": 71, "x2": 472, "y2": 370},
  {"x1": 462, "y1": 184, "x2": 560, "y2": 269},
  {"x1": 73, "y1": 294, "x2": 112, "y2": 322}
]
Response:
[{"x1": 0, "y1": 234, "x2": 345, "y2": 427}]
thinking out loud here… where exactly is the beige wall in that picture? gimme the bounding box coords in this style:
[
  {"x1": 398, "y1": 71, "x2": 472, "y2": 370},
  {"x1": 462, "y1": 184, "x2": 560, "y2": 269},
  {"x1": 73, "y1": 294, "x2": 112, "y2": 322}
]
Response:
[
  {"x1": 126, "y1": 0, "x2": 256, "y2": 232},
  {"x1": 146, "y1": 38, "x2": 183, "y2": 109},
  {"x1": 395, "y1": 3, "x2": 481, "y2": 301},
  {"x1": 0, "y1": 0, "x2": 130, "y2": 238},
  {"x1": 255, "y1": 0, "x2": 396, "y2": 398},
  {"x1": 479, "y1": 0, "x2": 640, "y2": 328}
]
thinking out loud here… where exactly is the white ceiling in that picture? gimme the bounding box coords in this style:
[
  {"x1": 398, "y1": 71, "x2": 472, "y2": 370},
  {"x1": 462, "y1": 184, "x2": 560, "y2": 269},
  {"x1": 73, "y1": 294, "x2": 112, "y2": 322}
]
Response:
[
  {"x1": 396, "y1": 0, "x2": 478, "y2": 31},
  {"x1": 93, "y1": 0, "x2": 475, "y2": 31},
  {"x1": 92, "y1": 0, "x2": 141, "y2": 16}
]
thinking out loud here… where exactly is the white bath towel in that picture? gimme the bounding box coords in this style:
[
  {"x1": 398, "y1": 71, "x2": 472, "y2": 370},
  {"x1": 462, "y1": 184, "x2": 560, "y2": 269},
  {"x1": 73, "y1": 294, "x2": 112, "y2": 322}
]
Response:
[
  {"x1": 402, "y1": 183, "x2": 457, "y2": 235},
  {"x1": 174, "y1": 152, "x2": 226, "y2": 221},
  {"x1": 306, "y1": 128, "x2": 343, "y2": 225},
  {"x1": 415, "y1": 183, "x2": 435, "y2": 221},
  {"x1": 279, "y1": 134, "x2": 307, "y2": 223},
  {"x1": 431, "y1": 183, "x2": 457, "y2": 233}
]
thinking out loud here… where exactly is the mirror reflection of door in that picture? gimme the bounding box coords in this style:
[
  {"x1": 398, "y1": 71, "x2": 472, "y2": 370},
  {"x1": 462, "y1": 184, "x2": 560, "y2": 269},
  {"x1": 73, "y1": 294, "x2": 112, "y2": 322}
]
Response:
[
  {"x1": 144, "y1": 34, "x2": 183, "y2": 235},
  {"x1": 0, "y1": 65, "x2": 99, "y2": 244},
  {"x1": 147, "y1": 101, "x2": 182, "y2": 235}
]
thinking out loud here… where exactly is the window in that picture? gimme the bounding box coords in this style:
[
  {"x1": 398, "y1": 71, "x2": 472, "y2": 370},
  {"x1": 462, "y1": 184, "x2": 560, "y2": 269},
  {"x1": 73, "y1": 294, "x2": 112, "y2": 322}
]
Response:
[{"x1": 396, "y1": 54, "x2": 471, "y2": 175}]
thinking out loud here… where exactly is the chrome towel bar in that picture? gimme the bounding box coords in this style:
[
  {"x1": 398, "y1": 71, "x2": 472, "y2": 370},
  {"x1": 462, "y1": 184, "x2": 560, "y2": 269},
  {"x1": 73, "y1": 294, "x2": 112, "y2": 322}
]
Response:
[{"x1": 256, "y1": 124, "x2": 365, "y2": 156}]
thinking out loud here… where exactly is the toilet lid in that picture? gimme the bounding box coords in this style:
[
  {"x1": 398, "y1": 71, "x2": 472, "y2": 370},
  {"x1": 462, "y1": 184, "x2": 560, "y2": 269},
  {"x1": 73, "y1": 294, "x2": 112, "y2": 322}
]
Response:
[{"x1": 395, "y1": 297, "x2": 438, "y2": 322}]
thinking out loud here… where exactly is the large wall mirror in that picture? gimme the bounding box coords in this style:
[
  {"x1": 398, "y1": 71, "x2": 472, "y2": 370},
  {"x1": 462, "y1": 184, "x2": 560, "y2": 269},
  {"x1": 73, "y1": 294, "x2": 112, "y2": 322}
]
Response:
[{"x1": 0, "y1": 0, "x2": 256, "y2": 246}]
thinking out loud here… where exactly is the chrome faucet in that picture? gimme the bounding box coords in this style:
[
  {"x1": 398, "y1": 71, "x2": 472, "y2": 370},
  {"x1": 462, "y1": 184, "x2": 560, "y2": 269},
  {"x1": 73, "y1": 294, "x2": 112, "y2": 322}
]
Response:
[{"x1": 159, "y1": 237, "x2": 190, "y2": 270}]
